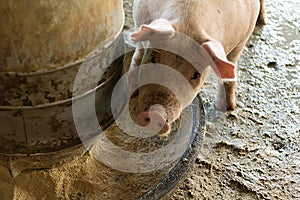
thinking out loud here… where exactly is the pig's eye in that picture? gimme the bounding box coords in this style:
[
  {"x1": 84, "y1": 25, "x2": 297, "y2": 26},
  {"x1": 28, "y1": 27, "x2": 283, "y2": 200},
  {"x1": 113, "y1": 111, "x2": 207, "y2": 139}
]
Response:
[
  {"x1": 191, "y1": 72, "x2": 200, "y2": 80},
  {"x1": 150, "y1": 55, "x2": 157, "y2": 63}
]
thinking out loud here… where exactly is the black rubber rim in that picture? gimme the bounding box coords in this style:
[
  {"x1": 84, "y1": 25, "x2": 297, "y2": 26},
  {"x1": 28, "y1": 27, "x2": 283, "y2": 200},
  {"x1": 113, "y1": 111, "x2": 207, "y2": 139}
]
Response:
[{"x1": 136, "y1": 95, "x2": 205, "y2": 200}]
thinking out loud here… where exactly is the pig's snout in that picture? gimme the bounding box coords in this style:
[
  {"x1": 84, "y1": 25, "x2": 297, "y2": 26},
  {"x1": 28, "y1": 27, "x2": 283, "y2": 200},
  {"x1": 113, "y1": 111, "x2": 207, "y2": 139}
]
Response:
[{"x1": 137, "y1": 105, "x2": 171, "y2": 135}]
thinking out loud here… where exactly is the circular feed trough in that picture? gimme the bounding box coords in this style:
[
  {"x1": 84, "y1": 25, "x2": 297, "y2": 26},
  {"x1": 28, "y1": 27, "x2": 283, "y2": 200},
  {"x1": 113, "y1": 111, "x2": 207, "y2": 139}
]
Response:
[
  {"x1": 0, "y1": 0, "x2": 125, "y2": 177},
  {"x1": 0, "y1": 87, "x2": 204, "y2": 199},
  {"x1": 72, "y1": 94, "x2": 205, "y2": 199}
]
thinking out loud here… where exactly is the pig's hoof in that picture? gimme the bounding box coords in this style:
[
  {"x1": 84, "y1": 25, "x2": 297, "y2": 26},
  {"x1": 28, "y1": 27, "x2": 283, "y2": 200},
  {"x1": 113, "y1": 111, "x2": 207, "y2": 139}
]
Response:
[
  {"x1": 257, "y1": 13, "x2": 267, "y2": 25},
  {"x1": 226, "y1": 101, "x2": 236, "y2": 111},
  {"x1": 216, "y1": 104, "x2": 236, "y2": 111},
  {"x1": 227, "y1": 105, "x2": 236, "y2": 111}
]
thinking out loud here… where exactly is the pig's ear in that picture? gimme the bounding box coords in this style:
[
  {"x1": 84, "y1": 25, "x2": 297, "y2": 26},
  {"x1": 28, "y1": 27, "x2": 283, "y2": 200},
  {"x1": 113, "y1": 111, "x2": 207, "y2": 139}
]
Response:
[
  {"x1": 131, "y1": 19, "x2": 175, "y2": 42},
  {"x1": 202, "y1": 40, "x2": 236, "y2": 80}
]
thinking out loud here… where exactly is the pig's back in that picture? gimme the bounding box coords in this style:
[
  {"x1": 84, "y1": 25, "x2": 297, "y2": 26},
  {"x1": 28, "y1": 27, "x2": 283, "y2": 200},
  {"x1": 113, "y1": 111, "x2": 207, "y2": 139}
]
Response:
[
  {"x1": 183, "y1": 0, "x2": 260, "y2": 51},
  {"x1": 133, "y1": 0, "x2": 260, "y2": 52}
]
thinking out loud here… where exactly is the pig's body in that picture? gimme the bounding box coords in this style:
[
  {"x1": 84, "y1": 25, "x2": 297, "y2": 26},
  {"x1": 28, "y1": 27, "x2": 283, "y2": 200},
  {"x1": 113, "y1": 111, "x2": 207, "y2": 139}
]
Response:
[{"x1": 130, "y1": 0, "x2": 265, "y2": 135}]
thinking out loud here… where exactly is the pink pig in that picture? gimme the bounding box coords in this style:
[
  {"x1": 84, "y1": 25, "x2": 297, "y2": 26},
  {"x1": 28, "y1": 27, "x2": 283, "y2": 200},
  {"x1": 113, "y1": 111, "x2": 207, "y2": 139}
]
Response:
[{"x1": 129, "y1": 0, "x2": 266, "y2": 135}]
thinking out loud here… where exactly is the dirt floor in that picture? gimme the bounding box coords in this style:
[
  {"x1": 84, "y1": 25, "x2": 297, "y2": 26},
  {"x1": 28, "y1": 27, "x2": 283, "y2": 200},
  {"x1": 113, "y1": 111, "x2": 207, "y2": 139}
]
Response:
[{"x1": 124, "y1": 0, "x2": 300, "y2": 199}]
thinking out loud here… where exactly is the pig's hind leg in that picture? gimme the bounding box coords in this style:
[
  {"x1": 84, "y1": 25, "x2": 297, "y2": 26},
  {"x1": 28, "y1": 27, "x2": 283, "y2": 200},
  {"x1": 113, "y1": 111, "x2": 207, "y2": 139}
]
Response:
[{"x1": 257, "y1": 0, "x2": 267, "y2": 25}]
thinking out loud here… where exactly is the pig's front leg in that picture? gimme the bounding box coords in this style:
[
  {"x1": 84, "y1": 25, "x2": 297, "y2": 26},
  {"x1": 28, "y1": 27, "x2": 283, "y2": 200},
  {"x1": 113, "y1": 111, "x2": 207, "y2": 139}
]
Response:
[
  {"x1": 215, "y1": 40, "x2": 248, "y2": 111},
  {"x1": 130, "y1": 43, "x2": 144, "y2": 69},
  {"x1": 128, "y1": 44, "x2": 144, "y2": 98},
  {"x1": 216, "y1": 80, "x2": 236, "y2": 111}
]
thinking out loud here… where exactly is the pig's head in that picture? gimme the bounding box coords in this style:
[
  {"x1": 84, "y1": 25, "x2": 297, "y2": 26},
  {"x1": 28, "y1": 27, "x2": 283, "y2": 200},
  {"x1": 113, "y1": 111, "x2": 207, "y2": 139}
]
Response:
[
  {"x1": 131, "y1": 19, "x2": 235, "y2": 136},
  {"x1": 135, "y1": 49, "x2": 207, "y2": 136}
]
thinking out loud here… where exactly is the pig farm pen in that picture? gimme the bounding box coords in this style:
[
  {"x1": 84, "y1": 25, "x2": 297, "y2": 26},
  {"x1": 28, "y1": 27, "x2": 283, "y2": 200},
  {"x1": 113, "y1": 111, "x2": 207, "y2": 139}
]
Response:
[{"x1": 0, "y1": 0, "x2": 299, "y2": 200}]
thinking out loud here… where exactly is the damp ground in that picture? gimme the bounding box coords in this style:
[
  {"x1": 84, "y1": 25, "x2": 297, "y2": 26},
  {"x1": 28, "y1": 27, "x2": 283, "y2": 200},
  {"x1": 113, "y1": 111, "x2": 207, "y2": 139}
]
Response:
[{"x1": 124, "y1": 0, "x2": 300, "y2": 199}]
